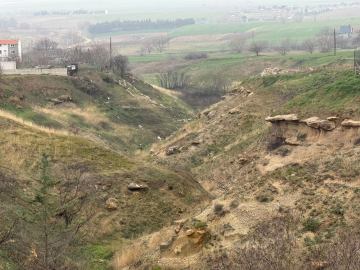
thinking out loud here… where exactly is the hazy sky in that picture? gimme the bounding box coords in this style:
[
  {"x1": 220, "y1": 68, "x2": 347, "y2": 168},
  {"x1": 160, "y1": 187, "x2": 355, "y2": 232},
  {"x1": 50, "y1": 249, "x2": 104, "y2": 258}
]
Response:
[{"x1": 0, "y1": 0, "x2": 348, "y2": 15}]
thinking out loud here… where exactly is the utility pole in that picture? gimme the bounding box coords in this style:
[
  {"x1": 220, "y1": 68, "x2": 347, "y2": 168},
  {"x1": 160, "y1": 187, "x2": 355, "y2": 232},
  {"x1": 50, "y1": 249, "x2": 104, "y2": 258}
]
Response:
[
  {"x1": 334, "y1": 29, "x2": 336, "y2": 56},
  {"x1": 109, "y1": 37, "x2": 112, "y2": 69}
]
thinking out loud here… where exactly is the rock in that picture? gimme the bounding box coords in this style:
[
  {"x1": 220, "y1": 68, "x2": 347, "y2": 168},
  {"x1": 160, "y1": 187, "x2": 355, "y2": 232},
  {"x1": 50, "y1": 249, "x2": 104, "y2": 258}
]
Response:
[
  {"x1": 202, "y1": 110, "x2": 211, "y2": 116},
  {"x1": 105, "y1": 198, "x2": 118, "y2": 210},
  {"x1": 149, "y1": 148, "x2": 154, "y2": 155},
  {"x1": 186, "y1": 229, "x2": 195, "y2": 236},
  {"x1": 196, "y1": 112, "x2": 201, "y2": 119},
  {"x1": 160, "y1": 235, "x2": 176, "y2": 252},
  {"x1": 174, "y1": 225, "x2": 181, "y2": 234},
  {"x1": 341, "y1": 119, "x2": 360, "y2": 127},
  {"x1": 285, "y1": 138, "x2": 301, "y2": 145},
  {"x1": 238, "y1": 158, "x2": 249, "y2": 164},
  {"x1": 174, "y1": 245, "x2": 182, "y2": 254},
  {"x1": 265, "y1": 114, "x2": 299, "y2": 122},
  {"x1": 127, "y1": 183, "x2": 148, "y2": 191},
  {"x1": 319, "y1": 120, "x2": 336, "y2": 131},
  {"x1": 229, "y1": 108, "x2": 240, "y2": 114},
  {"x1": 166, "y1": 146, "x2": 179, "y2": 155},
  {"x1": 303, "y1": 117, "x2": 322, "y2": 129},
  {"x1": 174, "y1": 219, "x2": 187, "y2": 227},
  {"x1": 221, "y1": 96, "x2": 226, "y2": 100},
  {"x1": 191, "y1": 140, "x2": 201, "y2": 145},
  {"x1": 207, "y1": 111, "x2": 215, "y2": 120},
  {"x1": 57, "y1": 95, "x2": 73, "y2": 102},
  {"x1": 310, "y1": 261, "x2": 328, "y2": 270},
  {"x1": 327, "y1": 116, "x2": 338, "y2": 121}
]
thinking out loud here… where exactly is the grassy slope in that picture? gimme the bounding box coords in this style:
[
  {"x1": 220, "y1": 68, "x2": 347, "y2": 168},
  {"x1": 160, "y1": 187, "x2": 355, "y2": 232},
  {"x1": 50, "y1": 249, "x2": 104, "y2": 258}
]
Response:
[
  {"x1": 0, "y1": 72, "x2": 194, "y2": 154},
  {"x1": 0, "y1": 114, "x2": 210, "y2": 269}
]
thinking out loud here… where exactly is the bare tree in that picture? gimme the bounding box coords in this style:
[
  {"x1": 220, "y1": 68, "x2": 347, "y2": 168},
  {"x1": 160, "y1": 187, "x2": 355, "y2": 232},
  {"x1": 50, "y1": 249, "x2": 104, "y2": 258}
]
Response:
[
  {"x1": 153, "y1": 35, "x2": 169, "y2": 54},
  {"x1": 89, "y1": 44, "x2": 110, "y2": 68},
  {"x1": 249, "y1": 40, "x2": 267, "y2": 56},
  {"x1": 275, "y1": 38, "x2": 292, "y2": 55},
  {"x1": 302, "y1": 38, "x2": 316, "y2": 54},
  {"x1": 229, "y1": 35, "x2": 247, "y2": 53},
  {"x1": 142, "y1": 39, "x2": 153, "y2": 55},
  {"x1": 112, "y1": 54, "x2": 129, "y2": 77},
  {"x1": 316, "y1": 27, "x2": 333, "y2": 53}
]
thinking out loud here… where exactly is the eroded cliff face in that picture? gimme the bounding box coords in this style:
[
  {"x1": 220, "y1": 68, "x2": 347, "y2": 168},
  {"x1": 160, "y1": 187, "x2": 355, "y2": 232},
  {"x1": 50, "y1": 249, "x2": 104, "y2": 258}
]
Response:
[{"x1": 263, "y1": 115, "x2": 360, "y2": 172}]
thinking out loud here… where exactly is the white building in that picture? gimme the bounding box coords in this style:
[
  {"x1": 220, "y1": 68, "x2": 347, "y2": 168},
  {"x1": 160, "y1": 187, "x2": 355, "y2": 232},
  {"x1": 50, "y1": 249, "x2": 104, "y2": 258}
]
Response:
[{"x1": 0, "y1": 40, "x2": 22, "y2": 60}]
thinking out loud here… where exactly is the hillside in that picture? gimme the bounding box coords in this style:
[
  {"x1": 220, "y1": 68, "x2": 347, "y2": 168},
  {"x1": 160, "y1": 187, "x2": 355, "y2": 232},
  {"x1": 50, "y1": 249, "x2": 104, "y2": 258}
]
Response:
[
  {"x1": 0, "y1": 72, "x2": 209, "y2": 270},
  {"x1": 121, "y1": 68, "x2": 360, "y2": 269},
  {"x1": 0, "y1": 72, "x2": 194, "y2": 154}
]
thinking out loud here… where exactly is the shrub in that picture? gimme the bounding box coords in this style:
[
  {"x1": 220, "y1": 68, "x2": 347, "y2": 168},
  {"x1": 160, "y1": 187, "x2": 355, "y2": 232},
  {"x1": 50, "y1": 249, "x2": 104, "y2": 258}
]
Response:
[
  {"x1": 214, "y1": 203, "x2": 224, "y2": 216},
  {"x1": 303, "y1": 218, "x2": 321, "y2": 232},
  {"x1": 183, "y1": 52, "x2": 208, "y2": 60}
]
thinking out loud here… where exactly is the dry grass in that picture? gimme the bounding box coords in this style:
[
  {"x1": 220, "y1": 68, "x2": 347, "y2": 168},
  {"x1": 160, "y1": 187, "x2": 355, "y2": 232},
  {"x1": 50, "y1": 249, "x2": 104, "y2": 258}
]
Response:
[
  {"x1": 0, "y1": 109, "x2": 70, "y2": 136},
  {"x1": 112, "y1": 226, "x2": 173, "y2": 269},
  {"x1": 35, "y1": 106, "x2": 107, "y2": 126}
]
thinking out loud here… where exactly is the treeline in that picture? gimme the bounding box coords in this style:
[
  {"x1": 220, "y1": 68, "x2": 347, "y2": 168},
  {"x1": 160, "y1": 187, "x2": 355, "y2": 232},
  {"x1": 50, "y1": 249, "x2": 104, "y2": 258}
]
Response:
[
  {"x1": 88, "y1": 18, "x2": 195, "y2": 34},
  {"x1": 34, "y1": 10, "x2": 107, "y2": 16}
]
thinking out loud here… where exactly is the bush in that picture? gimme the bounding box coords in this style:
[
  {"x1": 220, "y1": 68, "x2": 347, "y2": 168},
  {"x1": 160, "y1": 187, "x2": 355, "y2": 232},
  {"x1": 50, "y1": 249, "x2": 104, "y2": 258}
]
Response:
[
  {"x1": 303, "y1": 218, "x2": 321, "y2": 232},
  {"x1": 183, "y1": 52, "x2": 208, "y2": 60},
  {"x1": 214, "y1": 203, "x2": 224, "y2": 216}
]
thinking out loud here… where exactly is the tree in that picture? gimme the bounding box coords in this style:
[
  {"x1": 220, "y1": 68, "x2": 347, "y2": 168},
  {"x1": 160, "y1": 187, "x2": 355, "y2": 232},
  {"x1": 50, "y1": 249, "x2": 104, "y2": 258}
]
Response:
[
  {"x1": 6, "y1": 154, "x2": 96, "y2": 270},
  {"x1": 112, "y1": 54, "x2": 129, "y2": 77},
  {"x1": 153, "y1": 35, "x2": 169, "y2": 54},
  {"x1": 249, "y1": 40, "x2": 267, "y2": 56},
  {"x1": 34, "y1": 37, "x2": 58, "y2": 52},
  {"x1": 302, "y1": 38, "x2": 316, "y2": 54},
  {"x1": 352, "y1": 30, "x2": 360, "y2": 47},
  {"x1": 229, "y1": 35, "x2": 247, "y2": 53},
  {"x1": 275, "y1": 38, "x2": 292, "y2": 55},
  {"x1": 316, "y1": 27, "x2": 333, "y2": 53},
  {"x1": 141, "y1": 39, "x2": 153, "y2": 55}
]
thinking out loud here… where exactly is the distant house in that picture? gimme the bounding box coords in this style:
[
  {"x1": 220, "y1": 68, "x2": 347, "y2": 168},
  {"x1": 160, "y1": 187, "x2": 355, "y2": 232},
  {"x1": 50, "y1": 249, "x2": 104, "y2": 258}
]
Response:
[
  {"x1": 0, "y1": 40, "x2": 22, "y2": 60},
  {"x1": 340, "y1": 25, "x2": 353, "y2": 35}
]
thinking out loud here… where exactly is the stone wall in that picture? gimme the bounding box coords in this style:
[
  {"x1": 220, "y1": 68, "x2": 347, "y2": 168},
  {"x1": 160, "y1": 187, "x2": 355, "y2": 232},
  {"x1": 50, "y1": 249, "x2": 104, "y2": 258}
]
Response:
[
  {"x1": 3, "y1": 68, "x2": 67, "y2": 76},
  {"x1": 0, "y1": 61, "x2": 16, "y2": 70}
]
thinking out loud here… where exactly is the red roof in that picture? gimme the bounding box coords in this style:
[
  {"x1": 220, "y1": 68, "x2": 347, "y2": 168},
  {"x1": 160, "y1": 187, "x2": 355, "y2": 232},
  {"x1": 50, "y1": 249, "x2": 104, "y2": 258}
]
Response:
[{"x1": 0, "y1": 40, "x2": 19, "y2": 45}]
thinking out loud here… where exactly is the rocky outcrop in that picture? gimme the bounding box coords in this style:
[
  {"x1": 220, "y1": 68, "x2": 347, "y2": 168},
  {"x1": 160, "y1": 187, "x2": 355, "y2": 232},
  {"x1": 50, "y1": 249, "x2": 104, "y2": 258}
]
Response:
[
  {"x1": 303, "y1": 117, "x2": 322, "y2": 128},
  {"x1": 319, "y1": 120, "x2": 335, "y2": 131},
  {"x1": 265, "y1": 114, "x2": 299, "y2": 122},
  {"x1": 229, "y1": 108, "x2": 240, "y2": 114},
  {"x1": 166, "y1": 146, "x2": 180, "y2": 155},
  {"x1": 160, "y1": 234, "x2": 177, "y2": 252},
  {"x1": 105, "y1": 198, "x2": 118, "y2": 210},
  {"x1": 127, "y1": 183, "x2": 148, "y2": 191},
  {"x1": 302, "y1": 117, "x2": 335, "y2": 131},
  {"x1": 341, "y1": 119, "x2": 360, "y2": 127}
]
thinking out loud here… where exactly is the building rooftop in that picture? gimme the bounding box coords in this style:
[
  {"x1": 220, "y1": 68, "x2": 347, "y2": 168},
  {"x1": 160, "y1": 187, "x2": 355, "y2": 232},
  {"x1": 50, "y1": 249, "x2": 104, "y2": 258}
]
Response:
[{"x1": 0, "y1": 40, "x2": 19, "y2": 45}]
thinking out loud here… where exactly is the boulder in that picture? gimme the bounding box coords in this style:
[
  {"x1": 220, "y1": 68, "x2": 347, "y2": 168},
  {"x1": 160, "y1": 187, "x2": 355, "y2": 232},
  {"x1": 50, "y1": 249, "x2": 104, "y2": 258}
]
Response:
[
  {"x1": 160, "y1": 234, "x2": 176, "y2": 252},
  {"x1": 166, "y1": 146, "x2": 179, "y2": 155},
  {"x1": 229, "y1": 108, "x2": 240, "y2": 114},
  {"x1": 265, "y1": 114, "x2": 299, "y2": 122},
  {"x1": 327, "y1": 116, "x2": 338, "y2": 121},
  {"x1": 341, "y1": 119, "x2": 360, "y2": 127},
  {"x1": 319, "y1": 120, "x2": 336, "y2": 131},
  {"x1": 105, "y1": 198, "x2": 118, "y2": 210},
  {"x1": 285, "y1": 138, "x2": 301, "y2": 145},
  {"x1": 303, "y1": 117, "x2": 322, "y2": 129},
  {"x1": 127, "y1": 183, "x2": 148, "y2": 191}
]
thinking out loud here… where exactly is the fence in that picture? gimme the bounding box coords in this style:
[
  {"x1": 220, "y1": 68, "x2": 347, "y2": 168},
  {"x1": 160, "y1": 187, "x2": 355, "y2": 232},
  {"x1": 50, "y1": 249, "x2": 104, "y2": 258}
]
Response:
[
  {"x1": 3, "y1": 68, "x2": 67, "y2": 76},
  {"x1": 355, "y1": 50, "x2": 360, "y2": 75}
]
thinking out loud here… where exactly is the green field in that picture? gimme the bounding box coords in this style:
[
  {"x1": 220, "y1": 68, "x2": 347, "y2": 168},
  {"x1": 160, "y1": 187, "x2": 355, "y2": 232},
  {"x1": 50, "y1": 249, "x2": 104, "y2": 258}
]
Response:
[{"x1": 169, "y1": 18, "x2": 360, "y2": 42}]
